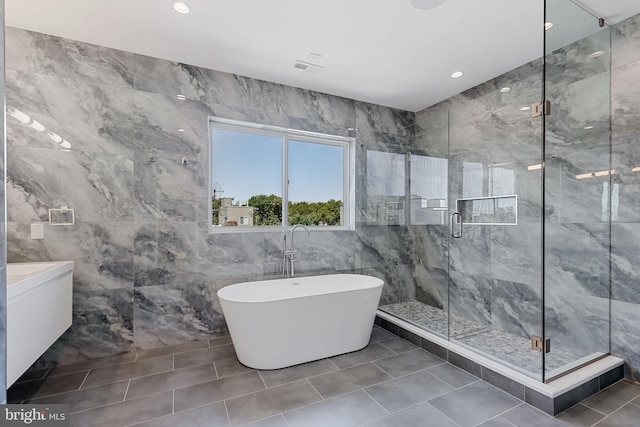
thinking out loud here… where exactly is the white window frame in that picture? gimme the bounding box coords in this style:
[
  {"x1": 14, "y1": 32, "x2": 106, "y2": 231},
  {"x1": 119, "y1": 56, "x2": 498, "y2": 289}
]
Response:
[{"x1": 208, "y1": 116, "x2": 355, "y2": 233}]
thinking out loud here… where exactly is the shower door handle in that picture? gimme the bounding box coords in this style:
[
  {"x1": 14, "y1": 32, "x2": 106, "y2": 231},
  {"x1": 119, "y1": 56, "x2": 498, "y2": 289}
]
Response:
[{"x1": 451, "y1": 212, "x2": 462, "y2": 239}]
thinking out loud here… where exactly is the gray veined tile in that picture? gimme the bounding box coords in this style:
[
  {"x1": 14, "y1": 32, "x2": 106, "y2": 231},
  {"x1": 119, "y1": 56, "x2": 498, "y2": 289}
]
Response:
[
  {"x1": 373, "y1": 349, "x2": 444, "y2": 378},
  {"x1": 283, "y1": 390, "x2": 387, "y2": 427},
  {"x1": 308, "y1": 362, "x2": 392, "y2": 399},
  {"x1": 365, "y1": 369, "x2": 454, "y2": 413},
  {"x1": 174, "y1": 370, "x2": 266, "y2": 413},
  {"x1": 428, "y1": 381, "x2": 522, "y2": 427},
  {"x1": 225, "y1": 379, "x2": 323, "y2": 426},
  {"x1": 126, "y1": 363, "x2": 218, "y2": 400}
]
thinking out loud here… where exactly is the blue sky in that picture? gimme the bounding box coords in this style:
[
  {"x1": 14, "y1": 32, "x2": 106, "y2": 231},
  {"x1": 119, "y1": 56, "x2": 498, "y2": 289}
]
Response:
[{"x1": 212, "y1": 129, "x2": 343, "y2": 203}]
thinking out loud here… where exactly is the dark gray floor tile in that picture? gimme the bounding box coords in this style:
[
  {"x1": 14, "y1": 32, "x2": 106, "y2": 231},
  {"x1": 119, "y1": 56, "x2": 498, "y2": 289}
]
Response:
[
  {"x1": 308, "y1": 362, "x2": 392, "y2": 399},
  {"x1": 225, "y1": 379, "x2": 323, "y2": 426},
  {"x1": 429, "y1": 381, "x2": 522, "y2": 427},
  {"x1": 378, "y1": 337, "x2": 418, "y2": 353},
  {"x1": 82, "y1": 355, "x2": 173, "y2": 388},
  {"x1": 137, "y1": 339, "x2": 210, "y2": 361},
  {"x1": 366, "y1": 369, "x2": 454, "y2": 413},
  {"x1": 427, "y1": 363, "x2": 479, "y2": 388},
  {"x1": 174, "y1": 370, "x2": 266, "y2": 412},
  {"x1": 482, "y1": 368, "x2": 525, "y2": 400},
  {"x1": 9, "y1": 371, "x2": 88, "y2": 401},
  {"x1": 49, "y1": 352, "x2": 138, "y2": 377},
  {"x1": 362, "y1": 401, "x2": 458, "y2": 427},
  {"x1": 129, "y1": 401, "x2": 229, "y2": 427},
  {"x1": 370, "y1": 326, "x2": 397, "y2": 343},
  {"x1": 209, "y1": 336, "x2": 233, "y2": 347},
  {"x1": 174, "y1": 344, "x2": 236, "y2": 369},
  {"x1": 594, "y1": 403, "x2": 640, "y2": 426},
  {"x1": 29, "y1": 381, "x2": 128, "y2": 413},
  {"x1": 374, "y1": 349, "x2": 444, "y2": 378},
  {"x1": 582, "y1": 381, "x2": 640, "y2": 414},
  {"x1": 500, "y1": 403, "x2": 565, "y2": 427},
  {"x1": 284, "y1": 390, "x2": 387, "y2": 427},
  {"x1": 259, "y1": 358, "x2": 338, "y2": 388},
  {"x1": 126, "y1": 363, "x2": 218, "y2": 400},
  {"x1": 477, "y1": 418, "x2": 516, "y2": 427},
  {"x1": 555, "y1": 403, "x2": 606, "y2": 425},
  {"x1": 215, "y1": 357, "x2": 254, "y2": 378},
  {"x1": 330, "y1": 343, "x2": 396, "y2": 369},
  {"x1": 15, "y1": 368, "x2": 51, "y2": 383},
  {"x1": 69, "y1": 391, "x2": 173, "y2": 427},
  {"x1": 242, "y1": 415, "x2": 288, "y2": 427}
]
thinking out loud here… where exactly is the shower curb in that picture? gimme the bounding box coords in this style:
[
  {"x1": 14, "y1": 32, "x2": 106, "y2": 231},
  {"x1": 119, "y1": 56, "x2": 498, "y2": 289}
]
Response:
[{"x1": 375, "y1": 311, "x2": 624, "y2": 416}]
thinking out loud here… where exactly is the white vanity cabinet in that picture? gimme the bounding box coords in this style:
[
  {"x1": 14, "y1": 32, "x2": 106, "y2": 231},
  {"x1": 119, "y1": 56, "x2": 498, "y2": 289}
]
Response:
[{"x1": 7, "y1": 261, "x2": 74, "y2": 387}]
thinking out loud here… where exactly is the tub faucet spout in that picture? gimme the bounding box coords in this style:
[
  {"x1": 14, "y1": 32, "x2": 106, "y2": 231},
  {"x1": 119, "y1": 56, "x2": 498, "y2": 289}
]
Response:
[{"x1": 283, "y1": 224, "x2": 309, "y2": 278}]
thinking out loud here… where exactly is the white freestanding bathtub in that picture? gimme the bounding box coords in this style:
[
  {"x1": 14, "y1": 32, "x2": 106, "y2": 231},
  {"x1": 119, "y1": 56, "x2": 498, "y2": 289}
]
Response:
[{"x1": 217, "y1": 274, "x2": 384, "y2": 370}]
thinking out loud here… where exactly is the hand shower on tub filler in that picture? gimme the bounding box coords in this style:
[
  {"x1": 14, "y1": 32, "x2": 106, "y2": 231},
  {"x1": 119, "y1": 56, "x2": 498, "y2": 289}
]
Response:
[{"x1": 282, "y1": 224, "x2": 310, "y2": 278}]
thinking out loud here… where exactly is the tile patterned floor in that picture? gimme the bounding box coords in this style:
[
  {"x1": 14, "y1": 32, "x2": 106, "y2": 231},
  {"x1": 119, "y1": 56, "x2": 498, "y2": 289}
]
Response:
[
  {"x1": 379, "y1": 301, "x2": 581, "y2": 376},
  {"x1": 7, "y1": 327, "x2": 640, "y2": 427}
]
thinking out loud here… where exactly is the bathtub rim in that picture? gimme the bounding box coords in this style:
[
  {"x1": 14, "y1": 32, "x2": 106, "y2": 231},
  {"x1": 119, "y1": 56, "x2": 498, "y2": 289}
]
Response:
[{"x1": 217, "y1": 273, "x2": 384, "y2": 304}]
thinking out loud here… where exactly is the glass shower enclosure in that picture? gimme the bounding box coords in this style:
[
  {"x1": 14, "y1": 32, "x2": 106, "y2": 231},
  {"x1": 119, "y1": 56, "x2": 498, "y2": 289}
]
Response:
[{"x1": 376, "y1": 0, "x2": 616, "y2": 382}]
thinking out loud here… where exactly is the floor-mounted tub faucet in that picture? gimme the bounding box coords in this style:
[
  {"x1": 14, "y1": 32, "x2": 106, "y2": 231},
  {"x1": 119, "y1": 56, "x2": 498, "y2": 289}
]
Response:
[{"x1": 283, "y1": 224, "x2": 309, "y2": 278}]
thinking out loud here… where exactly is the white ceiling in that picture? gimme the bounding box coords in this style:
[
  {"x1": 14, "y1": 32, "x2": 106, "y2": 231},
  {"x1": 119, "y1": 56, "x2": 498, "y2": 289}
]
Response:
[{"x1": 5, "y1": 0, "x2": 640, "y2": 112}]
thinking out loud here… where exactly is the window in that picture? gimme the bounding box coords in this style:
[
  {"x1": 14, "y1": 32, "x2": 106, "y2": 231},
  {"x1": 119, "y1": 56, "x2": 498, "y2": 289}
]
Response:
[{"x1": 209, "y1": 117, "x2": 353, "y2": 232}]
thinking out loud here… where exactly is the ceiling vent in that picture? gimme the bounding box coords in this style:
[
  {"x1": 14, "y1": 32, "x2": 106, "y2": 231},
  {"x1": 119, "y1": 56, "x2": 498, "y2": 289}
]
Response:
[{"x1": 293, "y1": 60, "x2": 324, "y2": 74}]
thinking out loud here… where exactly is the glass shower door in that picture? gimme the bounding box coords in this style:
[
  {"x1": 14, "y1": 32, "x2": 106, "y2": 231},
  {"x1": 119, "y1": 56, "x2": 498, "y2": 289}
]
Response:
[
  {"x1": 447, "y1": 67, "x2": 545, "y2": 380},
  {"x1": 543, "y1": 0, "x2": 611, "y2": 380}
]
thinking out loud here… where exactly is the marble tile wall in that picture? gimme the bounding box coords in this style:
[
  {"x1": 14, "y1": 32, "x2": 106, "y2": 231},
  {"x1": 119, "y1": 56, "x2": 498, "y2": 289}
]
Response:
[
  {"x1": 414, "y1": 59, "x2": 544, "y2": 349},
  {"x1": 413, "y1": 13, "x2": 640, "y2": 380},
  {"x1": 611, "y1": 13, "x2": 640, "y2": 380},
  {"x1": 0, "y1": 0, "x2": 7, "y2": 403},
  {"x1": 4, "y1": 27, "x2": 412, "y2": 366}
]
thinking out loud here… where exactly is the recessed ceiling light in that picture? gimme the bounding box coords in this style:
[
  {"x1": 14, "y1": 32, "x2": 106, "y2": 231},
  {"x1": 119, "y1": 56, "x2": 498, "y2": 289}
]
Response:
[
  {"x1": 500, "y1": 87, "x2": 511, "y2": 93},
  {"x1": 520, "y1": 106, "x2": 531, "y2": 111},
  {"x1": 544, "y1": 22, "x2": 554, "y2": 30},
  {"x1": 589, "y1": 51, "x2": 605, "y2": 58},
  {"x1": 451, "y1": 71, "x2": 464, "y2": 79},
  {"x1": 176, "y1": 94, "x2": 187, "y2": 101},
  {"x1": 410, "y1": 0, "x2": 447, "y2": 10},
  {"x1": 172, "y1": 1, "x2": 190, "y2": 14}
]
